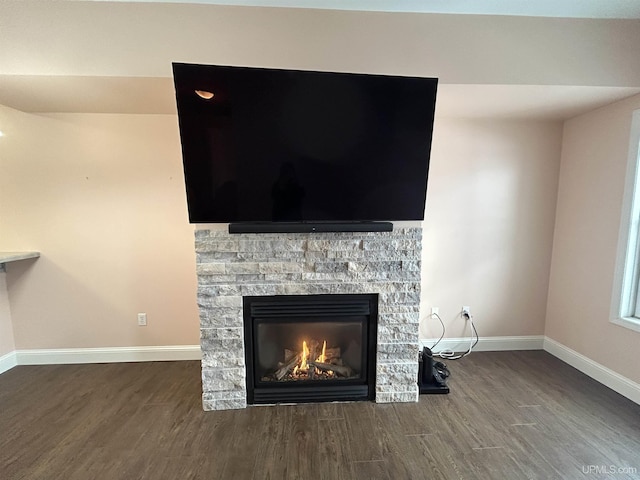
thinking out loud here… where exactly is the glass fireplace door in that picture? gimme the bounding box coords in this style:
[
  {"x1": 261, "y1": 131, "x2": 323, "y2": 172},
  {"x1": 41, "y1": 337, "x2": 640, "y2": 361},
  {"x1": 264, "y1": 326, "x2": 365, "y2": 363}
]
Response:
[{"x1": 244, "y1": 294, "x2": 378, "y2": 404}]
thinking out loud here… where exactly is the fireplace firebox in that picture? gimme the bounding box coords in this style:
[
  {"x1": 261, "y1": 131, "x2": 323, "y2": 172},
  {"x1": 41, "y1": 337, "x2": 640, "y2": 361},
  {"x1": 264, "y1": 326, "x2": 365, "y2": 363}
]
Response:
[{"x1": 243, "y1": 294, "x2": 378, "y2": 404}]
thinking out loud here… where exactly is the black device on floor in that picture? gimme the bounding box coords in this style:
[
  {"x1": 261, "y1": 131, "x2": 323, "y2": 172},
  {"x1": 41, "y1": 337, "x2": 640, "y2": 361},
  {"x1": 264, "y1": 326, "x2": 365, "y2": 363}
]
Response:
[{"x1": 418, "y1": 346, "x2": 450, "y2": 394}]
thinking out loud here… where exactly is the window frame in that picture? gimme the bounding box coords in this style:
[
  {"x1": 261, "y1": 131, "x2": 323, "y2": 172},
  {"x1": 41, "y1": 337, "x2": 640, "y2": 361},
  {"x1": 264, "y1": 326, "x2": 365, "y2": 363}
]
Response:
[{"x1": 611, "y1": 109, "x2": 640, "y2": 333}]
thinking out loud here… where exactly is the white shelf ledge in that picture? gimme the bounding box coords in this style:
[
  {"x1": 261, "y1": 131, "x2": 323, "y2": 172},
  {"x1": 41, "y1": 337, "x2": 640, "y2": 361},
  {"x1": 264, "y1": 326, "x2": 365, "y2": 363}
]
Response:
[{"x1": 0, "y1": 251, "x2": 40, "y2": 264}]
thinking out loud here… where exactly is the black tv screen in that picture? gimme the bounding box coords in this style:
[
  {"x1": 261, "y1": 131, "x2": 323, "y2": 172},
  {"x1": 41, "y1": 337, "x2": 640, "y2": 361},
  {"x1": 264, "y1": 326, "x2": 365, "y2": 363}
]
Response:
[{"x1": 172, "y1": 63, "x2": 437, "y2": 225}]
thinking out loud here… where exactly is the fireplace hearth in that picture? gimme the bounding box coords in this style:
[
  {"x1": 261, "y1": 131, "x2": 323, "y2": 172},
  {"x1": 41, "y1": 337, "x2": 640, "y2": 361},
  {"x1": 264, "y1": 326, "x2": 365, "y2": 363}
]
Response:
[{"x1": 244, "y1": 294, "x2": 377, "y2": 404}]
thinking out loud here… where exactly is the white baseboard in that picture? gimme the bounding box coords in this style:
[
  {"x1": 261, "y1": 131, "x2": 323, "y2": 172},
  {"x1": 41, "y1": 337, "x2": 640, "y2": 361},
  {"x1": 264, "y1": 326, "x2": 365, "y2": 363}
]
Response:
[
  {"x1": 420, "y1": 335, "x2": 545, "y2": 353},
  {"x1": 4, "y1": 338, "x2": 639, "y2": 407},
  {"x1": 543, "y1": 337, "x2": 640, "y2": 406},
  {"x1": 0, "y1": 350, "x2": 18, "y2": 374},
  {"x1": 14, "y1": 345, "x2": 202, "y2": 366}
]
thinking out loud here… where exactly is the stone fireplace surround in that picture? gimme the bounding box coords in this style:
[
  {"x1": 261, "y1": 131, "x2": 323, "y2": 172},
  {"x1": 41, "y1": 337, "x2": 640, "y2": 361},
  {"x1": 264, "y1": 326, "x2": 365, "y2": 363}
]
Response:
[{"x1": 196, "y1": 227, "x2": 422, "y2": 411}]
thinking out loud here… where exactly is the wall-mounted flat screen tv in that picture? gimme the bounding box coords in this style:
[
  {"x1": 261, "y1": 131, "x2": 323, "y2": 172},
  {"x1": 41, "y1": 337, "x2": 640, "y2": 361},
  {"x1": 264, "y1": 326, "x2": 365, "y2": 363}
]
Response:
[{"x1": 172, "y1": 63, "x2": 438, "y2": 227}]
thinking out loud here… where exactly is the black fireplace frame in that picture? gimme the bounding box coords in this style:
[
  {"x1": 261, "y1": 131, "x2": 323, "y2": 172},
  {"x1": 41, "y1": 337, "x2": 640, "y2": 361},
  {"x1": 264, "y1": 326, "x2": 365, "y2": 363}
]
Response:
[{"x1": 243, "y1": 293, "x2": 378, "y2": 404}]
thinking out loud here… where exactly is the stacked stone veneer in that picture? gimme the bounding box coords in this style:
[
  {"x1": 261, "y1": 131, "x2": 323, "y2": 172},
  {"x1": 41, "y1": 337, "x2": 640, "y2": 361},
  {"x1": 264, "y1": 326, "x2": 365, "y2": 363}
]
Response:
[{"x1": 196, "y1": 227, "x2": 422, "y2": 411}]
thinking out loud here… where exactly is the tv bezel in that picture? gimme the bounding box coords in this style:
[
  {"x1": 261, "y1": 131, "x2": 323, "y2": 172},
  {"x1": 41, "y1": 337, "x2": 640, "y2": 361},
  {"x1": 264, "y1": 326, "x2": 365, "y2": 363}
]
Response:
[{"x1": 172, "y1": 63, "x2": 438, "y2": 232}]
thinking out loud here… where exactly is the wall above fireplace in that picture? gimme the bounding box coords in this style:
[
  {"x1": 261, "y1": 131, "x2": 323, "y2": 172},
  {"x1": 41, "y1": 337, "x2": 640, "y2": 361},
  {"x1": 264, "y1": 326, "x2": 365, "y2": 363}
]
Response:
[{"x1": 195, "y1": 227, "x2": 422, "y2": 410}]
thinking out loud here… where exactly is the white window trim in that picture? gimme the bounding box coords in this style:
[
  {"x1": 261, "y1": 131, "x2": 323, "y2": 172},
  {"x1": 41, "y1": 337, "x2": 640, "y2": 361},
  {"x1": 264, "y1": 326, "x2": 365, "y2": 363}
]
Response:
[{"x1": 611, "y1": 109, "x2": 640, "y2": 333}]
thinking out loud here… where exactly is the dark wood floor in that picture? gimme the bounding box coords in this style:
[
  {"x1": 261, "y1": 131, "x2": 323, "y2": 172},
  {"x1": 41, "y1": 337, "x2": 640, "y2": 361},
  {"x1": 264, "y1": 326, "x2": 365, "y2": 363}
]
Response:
[{"x1": 1, "y1": 351, "x2": 639, "y2": 480}]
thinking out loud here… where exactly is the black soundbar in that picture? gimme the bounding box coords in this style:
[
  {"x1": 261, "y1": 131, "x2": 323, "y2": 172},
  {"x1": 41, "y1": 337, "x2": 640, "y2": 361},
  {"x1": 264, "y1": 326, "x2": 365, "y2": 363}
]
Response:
[{"x1": 228, "y1": 222, "x2": 393, "y2": 234}]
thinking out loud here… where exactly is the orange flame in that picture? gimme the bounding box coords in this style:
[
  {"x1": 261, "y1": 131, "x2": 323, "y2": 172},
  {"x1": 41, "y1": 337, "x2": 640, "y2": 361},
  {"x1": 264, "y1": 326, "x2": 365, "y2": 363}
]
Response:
[
  {"x1": 300, "y1": 340, "x2": 310, "y2": 371},
  {"x1": 290, "y1": 339, "x2": 335, "y2": 378},
  {"x1": 317, "y1": 340, "x2": 327, "y2": 363}
]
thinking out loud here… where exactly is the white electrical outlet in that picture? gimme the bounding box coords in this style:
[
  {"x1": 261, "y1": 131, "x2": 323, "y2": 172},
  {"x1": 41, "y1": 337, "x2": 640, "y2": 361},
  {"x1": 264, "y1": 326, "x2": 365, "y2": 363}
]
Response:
[
  {"x1": 137, "y1": 313, "x2": 147, "y2": 326},
  {"x1": 462, "y1": 306, "x2": 471, "y2": 317},
  {"x1": 431, "y1": 307, "x2": 439, "y2": 316}
]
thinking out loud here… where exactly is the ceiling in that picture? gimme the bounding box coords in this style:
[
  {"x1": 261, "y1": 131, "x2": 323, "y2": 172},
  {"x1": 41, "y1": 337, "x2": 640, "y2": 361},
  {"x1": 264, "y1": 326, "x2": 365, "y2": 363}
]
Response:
[
  {"x1": 2, "y1": 1, "x2": 640, "y2": 120},
  {"x1": 84, "y1": 0, "x2": 640, "y2": 19}
]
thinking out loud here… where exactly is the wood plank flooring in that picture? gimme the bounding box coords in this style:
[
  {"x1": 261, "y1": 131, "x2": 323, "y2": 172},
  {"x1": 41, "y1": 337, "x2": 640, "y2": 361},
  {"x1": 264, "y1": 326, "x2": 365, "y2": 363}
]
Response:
[{"x1": 1, "y1": 351, "x2": 639, "y2": 479}]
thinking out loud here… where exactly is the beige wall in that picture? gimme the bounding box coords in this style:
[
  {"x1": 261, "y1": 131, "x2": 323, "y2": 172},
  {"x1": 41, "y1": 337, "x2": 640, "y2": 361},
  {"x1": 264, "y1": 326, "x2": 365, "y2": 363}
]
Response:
[
  {"x1": 546, "y1": 93, "x2": 640, "y2": 384},
  {"x1": 0, "y1": 2, "x2": 635, "y2": 358},
  {"x1": 421, "y1": 118, "x2": 563, "y2": 339},
  {"x1": 2, "y1": 2, "x2": 640, "y2": 87},
  {"x1": 0, "y1": 103, "x2": 563, "y2": 350},
  {"x1": 0, "y1": 271, "x2": 16, "y2": 357},
  {"x1": 0, "y1": 106, "x2": 199, "y2": 349}
]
